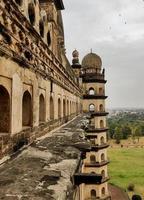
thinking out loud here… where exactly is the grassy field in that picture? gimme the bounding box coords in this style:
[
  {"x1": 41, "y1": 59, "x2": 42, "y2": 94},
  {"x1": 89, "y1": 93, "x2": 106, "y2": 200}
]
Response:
[{"x1": 108, "y1": 148, "x2": 144, "y2": 198}]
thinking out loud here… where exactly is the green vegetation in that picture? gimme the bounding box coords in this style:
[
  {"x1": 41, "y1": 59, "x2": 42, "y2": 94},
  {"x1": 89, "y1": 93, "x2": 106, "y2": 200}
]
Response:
[
  {"x1": 108, "y1": 112, "x2": 144, "y2": 143},
  {"x1": 113, "y1": 127, "x2": 123, "y2": 144},
  {"x1": 108, "y1": 148, "x2": 144, "y2": 197}
]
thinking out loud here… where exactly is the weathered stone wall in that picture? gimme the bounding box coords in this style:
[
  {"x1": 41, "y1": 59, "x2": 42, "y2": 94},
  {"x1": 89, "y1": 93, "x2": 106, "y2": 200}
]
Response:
[{"x1": 0, "y1": 0, "x2": 82, "y2": 159}]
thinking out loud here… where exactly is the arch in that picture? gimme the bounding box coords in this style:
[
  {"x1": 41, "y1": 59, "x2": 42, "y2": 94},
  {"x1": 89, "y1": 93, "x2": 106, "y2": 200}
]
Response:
[
  {"x1": 100, "y1": 136, "x2": 105, "y2": 145},
  {"x1": 70, "y1": 101, "x2": 71, "y2": 115},
  {"x1": 67, "y1": 100, "x2": 69, "y2": 116},
  {"x1": 101, "y1": 153, "x2": 105, "y2": 162},
  {"x1": 63, "y1": 99, "x2": 66, "y2": 117},
  {"x1": 22, "y1": 91, "x2": 32, "y2": 126},
  {"x1": 72, "y1": 102, "x2": 74, "y2": 113},
  {"x1": 15, "y1": 0, "x2": 23, "y2": 6},
  {"x1": 91, "y1": 190, "x2": 96, "y2": 199},
  {"x1": 28, "y1": 3, "x2": 35, "y2": 26},
  {"x1": 0, "y1": 85, "x2": 10, "y2": 133},
  {"x1": 39, "y1": 19, "x2": 44, "y2": 38},
  {"x1": 99, "y1": 87, "x2": 103, "y2": 95},
  {"x1": 91, "y1": 139, "x2": 95, "y2": 145},
  {"x1": 74, "y1": 102, "x2": 76, "y2": 113},
  {"x1": 101, "y1": 170, "x2": 105, "y2": 179},
  {"x1": 58, "y1": 98, "x2": 61, "y2": 118},
  {"x1": 89, "y1": 87, "x2": 95, "y2": 95},
  {"x1": 39, "y1": 94, "x2": 45, "y2": 122},
  {"x1": 89, "y1": 104, "x2": 95, "y2": 112},
  {"x1": 100, "y1": 120, "x2": 104, "y2": 128},
  {"x1": 47, "y1": 31, "x2": 51, "y2": 46},
  {"x1": 99, "y1": 104, "x2": 104, "y2": 112},
  {"x1": 102, "y1": 187, "x2": 106, "y2": 196},
  {"x1": 76, "y1": 102, "x2": 78, "y2": 114},
  {"x1": 50, "y1": 96, "x2": 54, "y2": 120},
  {"x1": 90, "y1": 155, "x2": 96, "y2": 164}
]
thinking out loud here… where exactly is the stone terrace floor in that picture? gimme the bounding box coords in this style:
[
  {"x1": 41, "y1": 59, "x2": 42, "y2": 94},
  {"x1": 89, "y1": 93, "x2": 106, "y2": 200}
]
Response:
[{"x1": 0, "y1": 115, "x2": 129, "y2": 200}]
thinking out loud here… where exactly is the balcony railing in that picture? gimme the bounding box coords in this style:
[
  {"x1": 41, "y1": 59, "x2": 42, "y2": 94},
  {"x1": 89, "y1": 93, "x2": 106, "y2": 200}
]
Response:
[
  {"x1": 85, "y1": 126, "x2": 109, "y2": 133},
  {"x1": 80, "y1": 69, "x2": 106, "y2": 83},
  {"x1": 91, "y1": 143, "x2": 109, "y2": 150},
  {"x1": 84, "y1": 160, "x2": 110, "y2": 167},
  {"x1": 73, "y1": 173, "x2": 102, "y2": 185},
  {"x1": 90, "y1": 111, "x2": 109, "y2": 117},
  {"x1": 85, "y1": 195, "x2": 111, "y2": 200}
]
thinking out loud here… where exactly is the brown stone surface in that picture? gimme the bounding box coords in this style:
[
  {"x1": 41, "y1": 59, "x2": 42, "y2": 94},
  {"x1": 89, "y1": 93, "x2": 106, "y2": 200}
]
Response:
[
  {"x1": 0, "y1": 116, "x2": 88, "y2": 200},
  {"x1": 109, "y1": 184, "x2": 130, "y2": 200}
]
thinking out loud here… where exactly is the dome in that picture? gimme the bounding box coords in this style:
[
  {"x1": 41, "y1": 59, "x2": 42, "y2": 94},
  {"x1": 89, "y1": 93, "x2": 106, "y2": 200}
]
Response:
[{"x1": 82, "y1": 53, "x2": 102, "y2": 69}]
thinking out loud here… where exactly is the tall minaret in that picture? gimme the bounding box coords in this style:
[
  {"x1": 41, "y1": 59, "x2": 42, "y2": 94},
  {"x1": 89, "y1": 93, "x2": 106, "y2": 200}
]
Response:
[
  {"x1": 71, "y1": 49, "x2": 82, "y2": 85},
  {"x1": 73, "y1": 52, "x2": 110, "y2": 200}
]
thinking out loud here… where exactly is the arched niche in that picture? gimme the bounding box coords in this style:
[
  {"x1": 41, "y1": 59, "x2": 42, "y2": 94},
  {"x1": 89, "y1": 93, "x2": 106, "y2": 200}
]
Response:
[
  {"x1": 89, "y1": 104, "x2": 95, "y2": 112},
  {"x1": 90, "y1": 155, "x2": 96, "y2": 164},
  {"x1": 101, "y1": 153, "x2": 105, "y2": 162},
  {"x1": 50, "y1": 96, "x2": 54, "y2": 120},
  {"x1": 100, "y1": 136, "x2": 105, "y2": 144},
  {"x1": 89, "y1": 87, "x2": 95, "y2": 95},
  {"x1": 15, "y1": 0, "x2": 23, "y2": 6},
  {"x1": 100, "y1": 120, "x2": 104, "y2": 128},
  {"x1": 22, "y1": 91, "x2": 32, "y2": 127},
  {"x1": 39, "y1": 19, "x2": 44, "y2": 38},
  {"x1": 39, "y1": 94, "x2": 45, "y2": 122},
  {"x1": 0, "y1": 85, "x2": 10, "y2": 133},
  {"x1": 102, "y1": 187, "x2": 106, "y2": 196},
  {"x1": 91, "y1": 189, "x2": 97, "y2": 199},
  {"x1": 101, "y1": 170, "x2": 106, "y2": 179},
  {"x1": 47, "y1": 31, "x2": 51, "y2": 46},
  {"x1": 28, "y1": 3, "x2": 36, "y2": 26},
  {"x1": 63, "y1": 99, "x2": 66, "y2": 117},
  {"x1": 58, "y1": 98, "x2": 61, "y2": 118},
  {"x1": 99, "y1": 104, "x2": 104, "y2": 112},
  {"x1": 99, "y1": 87, "x2": 103, "y2": 95},
  {"x1": 67, "y1": 100, "x2": 69, "y2": 116}
]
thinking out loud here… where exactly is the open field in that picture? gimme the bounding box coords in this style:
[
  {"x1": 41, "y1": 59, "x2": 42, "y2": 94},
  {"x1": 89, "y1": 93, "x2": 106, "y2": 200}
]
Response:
[{"x1": 108, "y1": 148, "x2": 144, "y2": 198}]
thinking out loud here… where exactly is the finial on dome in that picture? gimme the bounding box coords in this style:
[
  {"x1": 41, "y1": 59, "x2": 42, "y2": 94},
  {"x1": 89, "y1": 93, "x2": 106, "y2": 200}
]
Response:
[
  {"x1": 72, "y1": 49, "x2": 79, "y2": 58},
  {"x1": 90, "y1": 48, "x2": 93, "y2": 53}
]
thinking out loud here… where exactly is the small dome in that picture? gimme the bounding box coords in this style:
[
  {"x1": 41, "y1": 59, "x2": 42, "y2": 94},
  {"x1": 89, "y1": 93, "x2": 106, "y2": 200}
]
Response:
[{"x1": 82, "y1": 53, "x2": 102, "y2": 69}]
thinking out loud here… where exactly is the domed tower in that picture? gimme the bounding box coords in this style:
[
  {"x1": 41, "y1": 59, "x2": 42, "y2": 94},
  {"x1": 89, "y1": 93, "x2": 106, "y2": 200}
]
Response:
[
  {"x1": 72, "y1": 49, "x2": 81, "y2": 72},
  {"x1": 75, "y1": 52, "x2": 110, "y2": 199},
  {"x1": 71, "y1": 49, "x2": 82, "y2": 85}
]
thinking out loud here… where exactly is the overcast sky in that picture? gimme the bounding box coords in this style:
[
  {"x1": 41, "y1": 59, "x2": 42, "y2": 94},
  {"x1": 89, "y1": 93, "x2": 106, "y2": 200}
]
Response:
[{"x1": 62, "y1": 0, "x2": 144, "y2": 109}]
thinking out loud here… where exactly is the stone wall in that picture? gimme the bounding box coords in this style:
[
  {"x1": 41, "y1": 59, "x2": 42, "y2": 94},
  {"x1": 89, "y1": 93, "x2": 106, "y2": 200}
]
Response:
[{"x1": 0, "y1": 0, "x2": 82, "y2": 159}]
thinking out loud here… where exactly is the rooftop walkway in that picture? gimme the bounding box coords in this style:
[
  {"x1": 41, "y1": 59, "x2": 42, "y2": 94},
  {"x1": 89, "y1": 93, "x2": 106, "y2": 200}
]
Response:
[{"x1": 0, "y1": 115, "x2": 129, "y2": 200}]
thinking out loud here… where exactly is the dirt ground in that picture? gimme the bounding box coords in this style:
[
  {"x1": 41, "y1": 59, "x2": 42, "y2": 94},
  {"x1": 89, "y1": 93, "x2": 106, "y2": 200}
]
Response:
[{"x1": 109, "y1": 184, "x2": 130, "y2": 200}]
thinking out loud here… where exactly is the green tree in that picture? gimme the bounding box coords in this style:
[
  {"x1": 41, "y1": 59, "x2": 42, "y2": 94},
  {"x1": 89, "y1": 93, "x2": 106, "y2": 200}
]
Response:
[
  {"x1": 113, "y1": 127, "x2": 123, "y2": 144},
  {"x1": 108, "y1": 122, "x2": 115, "y2": 139},
  {"x1": 139, "y1": 124, "x2": 144, "y2": 136},
  {"x1": 121, "y1": 125, "x2": 131, "y2": 139},
  {"x1": 135, "y1": 126, "x2": 142, "y2": 143},
  {"x1": 130, "y1": 126, "x2": 136, "y2": 144}
]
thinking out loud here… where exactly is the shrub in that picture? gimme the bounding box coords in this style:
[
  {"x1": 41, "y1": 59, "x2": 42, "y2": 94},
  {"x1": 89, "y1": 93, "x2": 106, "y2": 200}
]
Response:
[
  {"x1": 132, "y1": 194, "x2": 142, "y2": 200},
  {"x1": 127, "y1": 183, "x2": 135, "y2": 191}
]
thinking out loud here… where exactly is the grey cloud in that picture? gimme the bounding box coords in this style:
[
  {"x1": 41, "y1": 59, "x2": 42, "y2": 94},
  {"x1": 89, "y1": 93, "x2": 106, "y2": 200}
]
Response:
[{"x1": 62, "y1": 0, "x2": 144, "y2": 108}]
